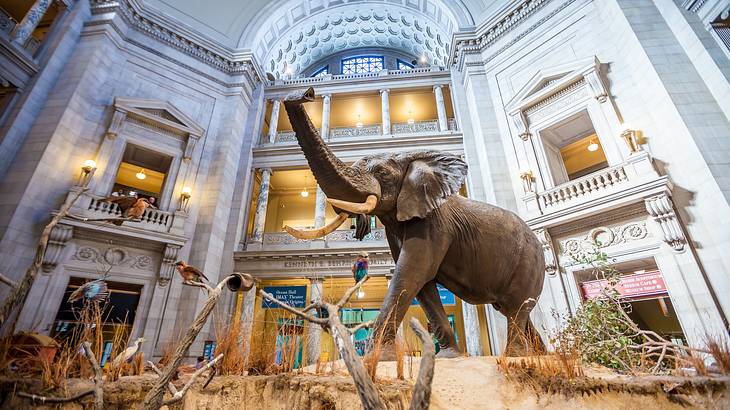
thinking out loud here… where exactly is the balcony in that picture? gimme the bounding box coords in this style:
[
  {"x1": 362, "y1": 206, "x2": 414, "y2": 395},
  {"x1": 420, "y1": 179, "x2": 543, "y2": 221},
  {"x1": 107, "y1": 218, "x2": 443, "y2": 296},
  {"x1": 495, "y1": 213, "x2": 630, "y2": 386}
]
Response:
[
  {"x1": 246, "y1": 228, "x2": 387, "y2": 251},
  {"x1": 265, "y1": 118, "x2": 458, "y2": 146},
  {"x1": 524, "y1": 152, "x2": 670, "y2": 227},
  {"x1": 269, "y1": 66, "x2": 448, "y2": 87},
  {"x1": 58, "y1": 189, "x2": 187, "y2": 244}
]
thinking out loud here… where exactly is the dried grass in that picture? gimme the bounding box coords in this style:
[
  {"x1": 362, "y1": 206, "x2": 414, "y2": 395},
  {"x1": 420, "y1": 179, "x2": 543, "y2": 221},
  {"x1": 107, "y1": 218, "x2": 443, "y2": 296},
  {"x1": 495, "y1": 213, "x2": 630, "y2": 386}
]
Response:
[
  {"x1": 214, "y1": 319, "x2": 246, "y2": 375},
  {"x1": 704, "y1": 333, "x2": 730, "y2": 375}
]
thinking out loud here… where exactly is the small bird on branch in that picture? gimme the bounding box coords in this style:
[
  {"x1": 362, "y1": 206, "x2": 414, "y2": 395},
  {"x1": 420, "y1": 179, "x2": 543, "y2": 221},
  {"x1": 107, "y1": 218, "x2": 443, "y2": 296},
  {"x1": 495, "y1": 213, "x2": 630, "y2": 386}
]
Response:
[
  {"x1": 112, "y1": 337, "x2": 145, "y2": 367},
  {"x1": 103, "y1": 196, "x2": 151, "y2": 225},
  {"x1": 175, "y1": 261, "x2": 209, "y2": 283}
]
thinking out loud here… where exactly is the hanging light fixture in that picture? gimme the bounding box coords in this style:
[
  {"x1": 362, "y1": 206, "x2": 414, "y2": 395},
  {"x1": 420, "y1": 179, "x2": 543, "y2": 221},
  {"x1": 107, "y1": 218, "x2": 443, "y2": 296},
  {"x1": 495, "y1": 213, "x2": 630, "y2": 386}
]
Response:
[
  {"x1": 407, "y1": 110, "x2": 415, "y2": 125},
  {"x1": 136, "y1": 169, "x2": 147, "y2": 180},
  {"x1": 356, "y1": 114, "x2": 363, "y2": 128},
  {"x1": 300, "y1": 175, "x2": 309, "y2": 198},
  {"x1": 587, "y1": 138, "x2": 599, "y2": 152},
  {"x1": 357, "y1": 288, "x2": 365, "y2": 299}
]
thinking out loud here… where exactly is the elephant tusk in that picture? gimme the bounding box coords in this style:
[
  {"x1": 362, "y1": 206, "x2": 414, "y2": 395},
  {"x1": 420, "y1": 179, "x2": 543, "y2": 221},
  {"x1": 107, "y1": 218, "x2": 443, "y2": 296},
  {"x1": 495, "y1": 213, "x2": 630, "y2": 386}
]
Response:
[
  {"x1": 284, "y1": 212, "x2": 349, "y2": 240},
  {"x1": 327, "y1": 195, "x2": 378, "y2": 215}
]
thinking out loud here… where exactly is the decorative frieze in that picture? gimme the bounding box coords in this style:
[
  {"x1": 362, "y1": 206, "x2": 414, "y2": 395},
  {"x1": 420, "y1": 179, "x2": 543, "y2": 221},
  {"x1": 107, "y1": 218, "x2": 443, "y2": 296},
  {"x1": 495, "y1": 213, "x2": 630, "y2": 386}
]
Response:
[
  {"x1": 42, "y1": 225, "x2": 73, "y2": 273},
  {"x1": 523, "y1": 79, "x2": 587, "y2": 123},
  {"x1": 644, "y1": 194, "x2": 687, "y2": 252},
  {"x1": 73, "y1": 245, "x2": 155, "y2": 271},
  {"x1": 559, "y1": 221, "x2": 650, "y2": 265}
]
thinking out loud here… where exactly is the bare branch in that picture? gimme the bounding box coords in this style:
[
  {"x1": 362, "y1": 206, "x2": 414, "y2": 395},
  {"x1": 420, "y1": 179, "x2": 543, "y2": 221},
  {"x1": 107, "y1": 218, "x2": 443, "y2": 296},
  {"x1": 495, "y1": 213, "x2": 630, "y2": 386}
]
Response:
[
  {"x1": 336, "y1": 275, "x2": 370, "y2": 307},
  {"x1": 162, "y1": 354, "x2": 223, "y2": 406},
  {"x1": 147, "y1": 361, "x2": 178, "y2": 395},
  {"x1": 65, "y1": 214, "x2": 136, "y2": 224},
  {"x1": 183, "y1": 280, "x2": 214, "y2": 293},
  {"x1": 17, "y1": 389, "x2": 95, "y2": 404},
  {"x1": 408, "y1": 318, "x2": 435, "y2": 410},
  {"x1": 0, "y1": 272, "x2": 17, "y2": 289},
  {"x1": 348, "y1": 320, "x2": 374, "y2": 334},
  {"x1": 258, "y1": 289, "x2": 327, "y2": 325}
]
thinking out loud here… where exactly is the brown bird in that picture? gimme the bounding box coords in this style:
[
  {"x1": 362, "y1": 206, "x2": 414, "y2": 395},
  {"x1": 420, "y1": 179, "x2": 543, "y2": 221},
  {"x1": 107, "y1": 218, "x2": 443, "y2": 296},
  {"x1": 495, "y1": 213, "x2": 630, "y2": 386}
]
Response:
[
  {"x1": 175, "y1": 261, "x2": 209, "y2": 283},
  {"x1": 104, "y1": 196, "x2": 150, "y2": 225}
]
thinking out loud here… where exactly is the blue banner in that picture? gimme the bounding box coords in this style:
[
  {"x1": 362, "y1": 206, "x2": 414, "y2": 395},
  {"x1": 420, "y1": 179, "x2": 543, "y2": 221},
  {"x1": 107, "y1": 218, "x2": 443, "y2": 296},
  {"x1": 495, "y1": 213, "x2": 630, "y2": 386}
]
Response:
[
  {"x1": 412, "y1": 284, "x2": 456, "y2": 306},
  {"x1": 262, "y1": 285, "x2": 307, "y2": 308}
]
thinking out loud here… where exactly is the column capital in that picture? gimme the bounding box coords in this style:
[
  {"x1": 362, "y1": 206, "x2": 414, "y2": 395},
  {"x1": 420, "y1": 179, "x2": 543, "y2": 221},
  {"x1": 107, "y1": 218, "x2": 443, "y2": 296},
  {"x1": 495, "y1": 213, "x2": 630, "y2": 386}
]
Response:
[
  {"x1": 322, "y1": 93, "x2": 332, "y2": 100},
  {"x1": 258, "y1": 167, "x2": 273, "y2": 174},
  {"x1": 308, "y1": 277, "x2": 324, "y2": 284},
  {"x1": 433, "y1": 84, "x2": 445, "y2": 92},
  {"x1": 379, "y1": 88, "x2": 390, "y2": 95}
]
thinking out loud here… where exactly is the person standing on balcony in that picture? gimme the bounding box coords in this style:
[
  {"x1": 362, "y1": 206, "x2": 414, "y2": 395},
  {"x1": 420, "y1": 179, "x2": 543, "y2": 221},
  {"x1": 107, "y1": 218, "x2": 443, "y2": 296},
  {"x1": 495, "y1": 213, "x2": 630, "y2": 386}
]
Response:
[{"x1": 352, "y1": 251, "x2": 369, "y2": 282}]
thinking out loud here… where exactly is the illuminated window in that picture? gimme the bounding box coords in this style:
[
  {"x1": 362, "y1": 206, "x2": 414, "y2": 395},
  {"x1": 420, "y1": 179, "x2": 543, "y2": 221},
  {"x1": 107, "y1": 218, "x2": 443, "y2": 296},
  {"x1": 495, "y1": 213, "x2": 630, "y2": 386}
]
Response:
[
  {"x1": 111, "y1": 144, "x2": 172, "y2": 204},
  {"x1": 312, "y1": 66, "x2": 329, "y2": 77},
  {"x1": 397, "y1": 59, "x2": 414, "y2": 70},
  {"x1": 341, "y1": 56, "x2": 384, "y2": 74}
]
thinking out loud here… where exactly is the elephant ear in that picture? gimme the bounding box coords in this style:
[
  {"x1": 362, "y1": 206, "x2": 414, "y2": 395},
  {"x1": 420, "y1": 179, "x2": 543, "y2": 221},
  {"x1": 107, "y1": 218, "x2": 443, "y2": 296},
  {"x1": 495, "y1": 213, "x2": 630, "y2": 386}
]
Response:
[{"x1": 396, "y1": 151, "x2": 468, "y2": 221}]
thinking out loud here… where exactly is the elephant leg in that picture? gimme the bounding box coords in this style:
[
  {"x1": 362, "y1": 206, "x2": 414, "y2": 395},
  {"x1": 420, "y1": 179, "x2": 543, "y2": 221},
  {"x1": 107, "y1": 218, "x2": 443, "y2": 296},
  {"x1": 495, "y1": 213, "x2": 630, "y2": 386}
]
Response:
[
  {"x1": 416, "y1": 280, "x2": 460, "y2": 358},
  {"x1": 502, "y1": 301, "x2": 542, "y2": 356}
]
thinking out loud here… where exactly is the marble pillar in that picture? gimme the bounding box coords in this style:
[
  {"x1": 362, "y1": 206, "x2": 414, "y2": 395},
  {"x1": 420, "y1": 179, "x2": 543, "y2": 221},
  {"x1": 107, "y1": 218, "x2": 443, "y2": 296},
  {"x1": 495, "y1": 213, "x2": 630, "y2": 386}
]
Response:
[
  {"x1": 380, "y1": 89, "x2": 391, "y2": 135},
  {"x1": 239, "y1": 287, "x2": 258, "y2": 366},
  {"x1": 251, "y1": 168, "x2": 271, "y2": 242},
  {"x1": 321, "y1": 94, "x2": 331, "y2": 140},
  {"x1": 267, "y1": 100, "x2": 281, "y2": 143},
  {"x1": 307, "y1": 277, "x2": 324, "y2": 365},
  {"x1": 10, "y1": 0, "x2": 52, "y2": 45},
  {"x1": 314, "y1": 185, "x2": 326, "y2": 228},
  {"x1": 434, "y1": 85, "x2": 449, "y2": 132},
  {"x1": 461, "y1": 301, "x2": 483, "y2": 356}
]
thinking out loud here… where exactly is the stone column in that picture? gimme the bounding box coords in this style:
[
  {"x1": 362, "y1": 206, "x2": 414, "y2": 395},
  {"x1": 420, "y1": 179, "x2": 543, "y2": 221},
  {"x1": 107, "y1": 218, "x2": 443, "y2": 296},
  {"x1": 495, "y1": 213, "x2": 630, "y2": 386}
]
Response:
[
  {"x1": 239, "y1": 287, "x2": 258, "y2": 366},
  {"x1": 321, "y1": 94, "x2": 331, "y2": 140},
  {"x1": 433, "y1": 85, "x2": 449, "y2": 132},
  {"x1": 307, "y1": 278, "x2": 324, "y2": 365},
  {"x1": 461, "y1": 302, "x2": 483, "y2": 356},
  {"x1": 251, "y1": 168, "x2": 271, "y2": 242},
  {"x1": 267, "y1": 100, "x2": 281, "y2": 143},
  {"x1": 10, "y1": 0, "x2": 52, "y2": 45},
  {"x1": 314, "y1": 185, "x2": 326, "y2": 228},
  {"x1": 380, "y1": 89, "x2": 391, "y2": 136}
]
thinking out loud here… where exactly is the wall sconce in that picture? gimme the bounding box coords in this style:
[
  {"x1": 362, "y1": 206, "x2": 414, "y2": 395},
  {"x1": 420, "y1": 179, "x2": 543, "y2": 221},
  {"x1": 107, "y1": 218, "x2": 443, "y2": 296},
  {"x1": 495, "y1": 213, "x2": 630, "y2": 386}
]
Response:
[
  {"x1": 179, "y1": 186, "x2": 192, "y2": 211},
  {"x1": 519, "y1": 169, "x2": 535, "y2": 193},
  {"x1": 78, "y1": 159, "x2": 97, "y2": 186},
  {"x1": 621, "y1": 129, "x2": 643, "y2": 153}
]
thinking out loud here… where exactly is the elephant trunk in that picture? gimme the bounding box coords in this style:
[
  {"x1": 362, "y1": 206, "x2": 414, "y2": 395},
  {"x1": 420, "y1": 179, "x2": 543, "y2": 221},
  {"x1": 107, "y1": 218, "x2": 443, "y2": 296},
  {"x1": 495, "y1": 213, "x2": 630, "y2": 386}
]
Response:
[{"x1": 282, "y1": 88, "x2": 379, "y2": 202}]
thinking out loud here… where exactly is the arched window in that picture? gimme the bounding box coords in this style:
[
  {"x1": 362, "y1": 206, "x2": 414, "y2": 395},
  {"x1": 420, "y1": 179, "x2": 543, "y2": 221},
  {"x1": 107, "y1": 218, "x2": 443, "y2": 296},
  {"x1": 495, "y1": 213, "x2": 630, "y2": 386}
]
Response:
[
  {"x1": 397, "y1": 59, "x2": 414, "y2": 70},
  {"x1": 312, "y1": 66, "x2": 329, "y2": 77},
  {"x1": 341, "y1": 56, "x2": 384, "y2": 74}
]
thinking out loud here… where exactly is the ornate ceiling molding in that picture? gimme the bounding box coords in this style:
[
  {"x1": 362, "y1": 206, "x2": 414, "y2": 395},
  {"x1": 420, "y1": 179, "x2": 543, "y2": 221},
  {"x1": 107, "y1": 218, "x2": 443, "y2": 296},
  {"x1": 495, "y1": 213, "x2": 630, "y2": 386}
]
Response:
[
  {"x1": 245, "y1": 1, "x2": 460, "y2": 76},
  {"x1": 90, "y1": 0, "x2": 263, "y2": 87}
]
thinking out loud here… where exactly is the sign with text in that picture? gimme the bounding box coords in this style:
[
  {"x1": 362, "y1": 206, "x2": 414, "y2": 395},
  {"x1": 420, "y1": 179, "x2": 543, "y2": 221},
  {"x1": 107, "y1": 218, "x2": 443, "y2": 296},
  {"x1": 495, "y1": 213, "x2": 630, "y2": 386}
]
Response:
[
  {"x1": 581, "y1": 270, "x2": 667, "y2": 300},
  {"x1": 412, "y1": 284, "x2": 456, "y2": 306},
  {"x1": 262, "y1": 285, "x2": 307, "y2": 308}
]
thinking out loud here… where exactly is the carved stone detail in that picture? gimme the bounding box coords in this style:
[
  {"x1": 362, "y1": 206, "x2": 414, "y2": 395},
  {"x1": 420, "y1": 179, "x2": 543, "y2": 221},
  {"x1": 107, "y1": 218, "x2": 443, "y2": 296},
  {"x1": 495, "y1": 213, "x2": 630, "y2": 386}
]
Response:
[
  {"x1": 42, "y1": 225, "x2": 73, "y2": 273},
  {"x1": 534, "y1": 228, "x2": 558, "y2": 276},
  {"x1": 583, "y1": 68, "x2": 609, "y2": 103},
  {"x1": 559, "y1": 221, "x2": 649, "y2": 265},
  {"x1": 158, "y1": 244, "x2": 181, "y2": 287},
  {"x1": 73, "y1": 245, "x2": 155, "y2": 270},
  {"x1": 645, "y1": 194, "x2": 687, "y2": 252}
]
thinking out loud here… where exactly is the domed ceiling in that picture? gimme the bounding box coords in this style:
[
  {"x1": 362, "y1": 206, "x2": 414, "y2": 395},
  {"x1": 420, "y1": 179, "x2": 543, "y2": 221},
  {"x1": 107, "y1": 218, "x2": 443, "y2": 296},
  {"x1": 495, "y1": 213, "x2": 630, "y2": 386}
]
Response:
[{"x1": 141, "y1": 0, "x2": 506, "y2": 74}]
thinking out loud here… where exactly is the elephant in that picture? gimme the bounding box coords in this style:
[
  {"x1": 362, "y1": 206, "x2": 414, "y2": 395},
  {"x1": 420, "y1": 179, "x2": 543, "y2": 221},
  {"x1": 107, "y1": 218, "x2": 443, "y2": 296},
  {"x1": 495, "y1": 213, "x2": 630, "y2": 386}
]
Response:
[{"x1": 281, "y1": 87, "x2": 545, "y2": 357}]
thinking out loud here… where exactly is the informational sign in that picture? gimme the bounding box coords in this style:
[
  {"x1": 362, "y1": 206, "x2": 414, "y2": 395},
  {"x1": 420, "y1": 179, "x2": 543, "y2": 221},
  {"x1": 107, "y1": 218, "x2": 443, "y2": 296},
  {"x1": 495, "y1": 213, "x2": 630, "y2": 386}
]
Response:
[
  {"x1": 203, "y1": 340, "x2": 217, "y2": 361},
  {"x1": 412, "y1": 284, "x2": 456, "y2": 306},
  {"x1": 581, "y1": 270, "x2": 667, "y2": 300},
  {"x1": 262, "y1": 285, "x2": 307, "y2": 308},
  {"x1": 100, "y1": 341, "x2": 113, "y2": 368}
]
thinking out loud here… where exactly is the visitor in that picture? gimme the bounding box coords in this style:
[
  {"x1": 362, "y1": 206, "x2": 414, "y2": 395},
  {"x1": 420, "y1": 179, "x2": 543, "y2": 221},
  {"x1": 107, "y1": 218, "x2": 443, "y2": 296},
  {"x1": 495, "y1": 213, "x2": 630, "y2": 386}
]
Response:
[
  {"x1": 352, "y1": 251, "x2": 369, "y2": 282},
  {"x1": 195, "y1": 356, "x2": 205, "y2": 370},
  {"x1": 110, "y1": 189, "x2": 124, "y2": 197},
  {"x1": 147, "y1": 196, "x2": 158, "y2": 209}
]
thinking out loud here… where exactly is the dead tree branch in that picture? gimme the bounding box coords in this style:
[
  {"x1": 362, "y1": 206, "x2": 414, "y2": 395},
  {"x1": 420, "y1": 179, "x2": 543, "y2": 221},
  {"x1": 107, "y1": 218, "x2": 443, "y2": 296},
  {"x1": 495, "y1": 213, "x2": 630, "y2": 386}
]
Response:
[
  {"x1": 162, "y1": 354, "x2": 223, "y2": 406},
  {"x1": 408, "y1": 318, "x2": 435, "y2": 410},
  {"x1": 140, "y1": 274, "x2": 239, "y2": 410},
  {"x1": 64, "y1": 214, "x2": 136, "y2": 224},
  {"x1": 0, "y1": 272, "x2": 17, "y2": 289},
  {"x1": 16, "y1": 341, "x2": 103, "y2": 409},
  {"x1": 258, "y1": 274, "x2": 437, "y2": 410},
  {"x1": 0, "y1": 188, "x2": 87, "y2": 329}
]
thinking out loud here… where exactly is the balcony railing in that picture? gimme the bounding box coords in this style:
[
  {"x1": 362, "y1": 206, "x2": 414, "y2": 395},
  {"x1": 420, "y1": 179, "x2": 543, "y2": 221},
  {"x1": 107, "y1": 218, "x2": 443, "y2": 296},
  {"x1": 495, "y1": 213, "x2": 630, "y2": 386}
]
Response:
[
  {"x1": 265, "y1": 118, "x2": 458, "y2": 146},
  {"x1": 258, "y1": 228, "x2": 386, "y2": 247},
  {"x1": 524, "y1": 151, "x2": 664, "y2": 220},
  {"x1": 87, "y1": 197, "x2": 174, "y2": 230},
  {"x1": 270, "y1": 66, "x2": 446, "y2": 86},
  {"x1": 0, "y1": 8, "x2": 16, "y2": 37}
]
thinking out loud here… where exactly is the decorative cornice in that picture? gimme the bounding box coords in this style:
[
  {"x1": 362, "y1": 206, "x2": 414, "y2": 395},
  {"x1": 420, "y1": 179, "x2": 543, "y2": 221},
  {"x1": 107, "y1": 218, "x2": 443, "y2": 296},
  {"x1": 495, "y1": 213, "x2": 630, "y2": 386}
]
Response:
[{"x1": 89, "y1": 0, "x2": 262, "y2": 86}]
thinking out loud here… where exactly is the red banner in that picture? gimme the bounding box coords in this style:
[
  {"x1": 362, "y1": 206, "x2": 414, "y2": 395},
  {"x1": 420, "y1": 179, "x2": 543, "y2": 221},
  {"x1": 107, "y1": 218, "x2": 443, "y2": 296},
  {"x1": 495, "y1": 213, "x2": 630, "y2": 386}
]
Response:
[{"x1": 581, "y1": 270, "x2": 667, "y2": 300}]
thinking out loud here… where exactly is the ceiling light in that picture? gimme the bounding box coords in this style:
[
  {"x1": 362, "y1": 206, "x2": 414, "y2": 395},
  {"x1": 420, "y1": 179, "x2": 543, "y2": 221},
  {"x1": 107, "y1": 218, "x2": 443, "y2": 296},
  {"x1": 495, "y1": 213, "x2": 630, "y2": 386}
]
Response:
[
  {"x1": 136, "y1": 169, "x2": 147, "y2": 180},
  {"x1": 356, "y1": 289, "x2": 365, "y2": 299},
  {"x1": 301, "y1": 175, "x2": 309, "y2": 197},
  {"x1": 407, "y1": 110, "x2": 414, "y2": 124},
  {"x1": 587, "y1": 139, "x2": 599, "y2": 152},
  {"x1": 356, "y1": 114, "x2": 363, "y2": 128}
]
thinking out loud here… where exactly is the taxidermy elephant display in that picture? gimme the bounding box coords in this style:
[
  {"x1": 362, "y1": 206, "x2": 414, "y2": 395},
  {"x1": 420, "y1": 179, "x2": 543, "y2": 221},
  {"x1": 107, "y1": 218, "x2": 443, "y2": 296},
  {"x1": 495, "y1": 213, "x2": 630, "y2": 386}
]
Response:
[{"x1": 282, "y1": 88, "x2": 545, "y2": 356}]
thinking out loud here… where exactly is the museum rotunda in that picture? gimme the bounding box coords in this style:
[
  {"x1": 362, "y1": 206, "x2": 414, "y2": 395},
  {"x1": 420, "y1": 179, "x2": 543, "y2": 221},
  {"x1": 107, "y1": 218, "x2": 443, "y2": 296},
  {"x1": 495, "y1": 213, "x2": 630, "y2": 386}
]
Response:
[{"x1": 1, "y1": 0, "x2": 729, "y2": 364}]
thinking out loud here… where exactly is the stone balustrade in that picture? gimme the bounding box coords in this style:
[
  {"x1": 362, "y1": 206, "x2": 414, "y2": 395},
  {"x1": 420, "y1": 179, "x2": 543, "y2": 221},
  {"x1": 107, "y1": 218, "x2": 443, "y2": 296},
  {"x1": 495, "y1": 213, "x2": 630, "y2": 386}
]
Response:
[
  {"x1": 524, "y1": 151, "x2": 664, "y2": 220},
  {"x1": 271, "y1": 66, "x2": 444, "y2": 86},
  {"x1": 264, "y1": 118, "x2": 457, "y2": 145},
  {"x1": 257, "y1": 228, "x2": 386, "y2": 248}
]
